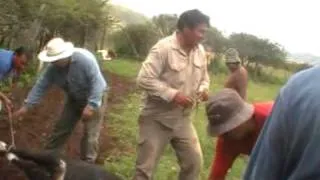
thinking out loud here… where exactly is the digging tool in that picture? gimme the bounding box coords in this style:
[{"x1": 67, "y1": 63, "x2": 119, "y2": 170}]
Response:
[{"x1": 7, "y1": 109, "x2": 15, "y2": 150}]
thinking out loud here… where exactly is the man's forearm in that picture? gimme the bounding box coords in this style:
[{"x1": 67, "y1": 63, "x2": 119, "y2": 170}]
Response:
[
  {"x1": 24, "y1": 77, "x2": 51, "y2": 109},
  {"x1": 137, "y1": 76, "x2": 178, "y2": 102},
  {"x1": 0, "y1": 92, "x2": 8, "y2": 101},
  {"x1": 87, "y1": 90, "x2": 105, "y2": 109},
  {"x1": 87, "y1": 75, "x2": 107, "y2": 109}
]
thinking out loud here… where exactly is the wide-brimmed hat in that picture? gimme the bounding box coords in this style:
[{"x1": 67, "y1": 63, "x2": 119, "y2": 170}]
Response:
[
  {"x1": 225, "y1": 48, "x2": 241, "y2": 63},
  {"x1": 205, "y1": 88, "x2": 254, "y2": 136},
  {"x1": 38, "y1": 37, "x2": 74, "y2": 62}
]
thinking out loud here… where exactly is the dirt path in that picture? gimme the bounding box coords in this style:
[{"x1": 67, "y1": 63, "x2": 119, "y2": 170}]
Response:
[{"x1": 0, "y1": 71, "x2": 134, "y2": 180}]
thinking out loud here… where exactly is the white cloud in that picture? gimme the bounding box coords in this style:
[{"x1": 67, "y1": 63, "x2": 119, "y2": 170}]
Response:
[{"x1": 111, "y1": 0, "x2": 320, "y2": 55}]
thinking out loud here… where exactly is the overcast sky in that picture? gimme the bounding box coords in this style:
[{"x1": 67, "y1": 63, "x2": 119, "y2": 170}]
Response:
[{"x1": 111, "y1": 0, "x2": 319, "y2": 56}]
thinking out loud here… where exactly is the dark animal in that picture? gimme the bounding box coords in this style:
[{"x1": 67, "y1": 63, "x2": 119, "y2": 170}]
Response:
[
  {"x1": 0, "y1": 141, "x2": 121, "y2": 180},
  {"x1": 107, "y1": 50, "x2": 117, "y2": 59}
]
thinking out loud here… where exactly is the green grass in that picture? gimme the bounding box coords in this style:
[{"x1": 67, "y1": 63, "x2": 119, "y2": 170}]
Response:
[
  {"x1": 102, "y1": 58, "x2": 141, "y2": 78},
  {"x1": 102, "y1": 59, "x2": 283, "y2": 180}
]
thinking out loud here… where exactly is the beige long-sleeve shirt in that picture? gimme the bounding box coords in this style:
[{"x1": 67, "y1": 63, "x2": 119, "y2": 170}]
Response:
[{"x1": 137, "y1": 33, "x2": 210, "y2": 128}]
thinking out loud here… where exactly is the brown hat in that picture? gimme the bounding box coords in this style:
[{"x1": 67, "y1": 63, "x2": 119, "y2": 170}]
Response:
[{"x1": 205, "y1": 88, "x2": 254, "y2": 137}]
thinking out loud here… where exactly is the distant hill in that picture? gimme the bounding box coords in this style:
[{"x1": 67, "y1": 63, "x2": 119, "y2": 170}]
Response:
[
  {"x1": 110, "y1": 4, "x2": 149, "y2": 25},
  {"x1": 287, "y1": 53, "x2": 320, "y2": 65}
]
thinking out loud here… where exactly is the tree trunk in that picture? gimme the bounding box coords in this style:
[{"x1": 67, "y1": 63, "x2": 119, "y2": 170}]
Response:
[
  {"x1": 121, "y1": 26, "x2": 139, "y2": 58},
  {"x1": 99, "y1": 25, "x2": 106, "y2": 49},
  {"x1": 0, "y1": 36, "x2": 5, "y2": 46},
  {"x1": 21, "y1": 3, "x2": 47, "y2": 62},
  {"x1": 79, "y1": 25, "x2": 87, "y2": 47},
  {"x1": 254, "y1": 62, "x2": 259, "y2": 78}
]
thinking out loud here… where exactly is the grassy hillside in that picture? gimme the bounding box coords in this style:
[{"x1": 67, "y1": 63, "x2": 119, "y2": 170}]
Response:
[
  {"x1": 102, "y1": 59, "x2": 283, "y2": 180},
  {"x1": 110, "y1": 5, "x2": 149, "y2": 25}
]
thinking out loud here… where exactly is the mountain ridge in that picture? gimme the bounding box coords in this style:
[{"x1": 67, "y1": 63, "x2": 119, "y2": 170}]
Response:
[
  {"x1": 287, "y1": 53, "x2": 320, "y2": 65},
  {"x1": 110, "y1": 4, "x2": 149, "y2": 25}
]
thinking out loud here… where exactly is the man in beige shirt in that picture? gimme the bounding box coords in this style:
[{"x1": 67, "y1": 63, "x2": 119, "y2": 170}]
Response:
[
  {"x1": 224, "y1": 48, "x2": 248, "y2": 100},
  {"x1": 134, "y1": 9, "x2": 210, "y2": 180}
]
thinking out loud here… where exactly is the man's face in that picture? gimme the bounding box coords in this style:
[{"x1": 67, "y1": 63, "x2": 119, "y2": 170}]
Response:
[
  {"x1": 222, "y1": 120, "x2": 252, "y2": 140},
  {"x1": 183, "y1": 23, "x2": 208, "y2": 47},
  {"x1": 13, "y1": 54, "x2": 28, "y2": 72},
  {"x1": 226, "y1": 62, "x2": 240, "y2": 72},
  {"x1": 52, "y1": 58, "x2": 70, "y2": 67}
]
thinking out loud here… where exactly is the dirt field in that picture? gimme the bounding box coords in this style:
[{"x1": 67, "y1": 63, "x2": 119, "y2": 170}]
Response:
[{"x1": 0, "y1": 71, "x2": 134, "y2": 180}]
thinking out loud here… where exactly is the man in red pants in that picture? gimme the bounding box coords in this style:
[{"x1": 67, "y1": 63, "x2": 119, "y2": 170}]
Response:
[{"x1": 205, "y1": 88, "x2": 273, "y2": 180}]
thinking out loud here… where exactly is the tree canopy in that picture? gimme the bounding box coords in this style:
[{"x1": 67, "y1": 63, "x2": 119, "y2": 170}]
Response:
[
  {"x1": 111, "y1": 13, "x2": 288, "y2": 68},
  {"x1": 229, "y1": 33, "x2": 287, "y2": 68},
  {"x1": 0, "y1": 0, "x2": 114, "y2": 53}
]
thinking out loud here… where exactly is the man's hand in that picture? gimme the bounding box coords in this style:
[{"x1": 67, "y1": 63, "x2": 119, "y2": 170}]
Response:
[
  {"x1": 12, "y1": 106, "x2": 28, "y2": 120},
  {"x1": 81, "y1": 105, "x2": 95, "y2": 122},
  {"x1": 3, "y1": 97, "x2": 13, "y2": 112},
  {"x1": 197, "y1": 90, "x2": 209, "y2": 102},
  {"x1": 173, "y1": 92, "x2": 193, "y2": 108},
  {"x1": 0, "y1": 92, "x2": 13, "y2": 112}
]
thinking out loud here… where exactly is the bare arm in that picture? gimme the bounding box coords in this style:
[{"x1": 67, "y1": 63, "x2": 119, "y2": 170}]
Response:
[
  {"x1": 0, "y1": 92, "x2": 9, "y2": 102},
  {"x1": 236, "y1": 68, "x2": 248, "y2": 100},
  {"x1": 224, "y1": 74, "x2": 235, "y2": 89}
]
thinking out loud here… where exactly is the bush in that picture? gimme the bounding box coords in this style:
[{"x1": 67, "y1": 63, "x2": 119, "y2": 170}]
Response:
[
  {"x1": 111, "y1": 23, "x2": 160, "y2": 59},
  {"x1": 209, "y1": 54, "x2": 228, "y2": 74}
]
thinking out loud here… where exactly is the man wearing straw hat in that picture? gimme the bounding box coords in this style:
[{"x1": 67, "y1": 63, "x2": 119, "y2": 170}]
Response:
[
  {"x1": 206, "y1": 88, "x2": 273, "y2": 180},
  {"x1": 12, "y1": 37, "x2": 108, "y2": 163},
  {"x1": 0, "y1": 47, "x2": 30, "y2": 113},
  {"x1": 224, "y1": 48, "x2": 248, "y2": 100}
]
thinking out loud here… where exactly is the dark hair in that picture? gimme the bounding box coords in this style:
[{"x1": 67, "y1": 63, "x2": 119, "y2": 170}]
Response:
[
  {"x1": 177, "y1": 9, "x2": 210, "y2": 31},
  {"x1": 14, "y1": 46, "x2": 27, "y2": 56},
  {"x1": 14, "y1": 46, "x2": 32, "y2": 60}
]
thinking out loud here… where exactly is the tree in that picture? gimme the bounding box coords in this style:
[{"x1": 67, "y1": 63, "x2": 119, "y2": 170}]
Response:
[
  {"x1": 112, "y1": 23, "x2": 159, "y2": 59},
  {"x1": 229, "y1": 33, "x2": 287, "y2": 67},
  {"x1": 203, "y1": 27, "x2": 228, "y2": 53},
  {"x1": 0, "y1": 0, "x2": 115, "y2": 52},
  {"x1": 111, "y1": 13, "x2": 179, "y2": 59},
  {"x1": 152, "y1": 14, "x2": 178, "y2": 37}
]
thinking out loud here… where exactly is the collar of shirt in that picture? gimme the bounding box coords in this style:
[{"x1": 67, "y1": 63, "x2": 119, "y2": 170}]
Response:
[{"x1": 170, "y1": 32, "x2": 200, "y2": 57}]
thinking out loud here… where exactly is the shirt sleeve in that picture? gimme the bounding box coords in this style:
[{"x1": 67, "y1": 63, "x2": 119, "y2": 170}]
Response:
[
  {"x1": 84, "y1": 56, "x2": 107, "y2": 108},
  {"x1": 136, "y1": 44, "x2": 178, "y2": 102},
  {"x1": 24, "y1": 66, "x2": 53, "y2": 108},
  {"x1": 209, "y1": 138, "x2": 238, "y2": 180},
  {"x1": 243, "y1": 92, "x2": 287, "y2": 180}
]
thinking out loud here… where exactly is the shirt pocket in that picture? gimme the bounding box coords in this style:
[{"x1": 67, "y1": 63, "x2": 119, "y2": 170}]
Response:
[
  {"x1": 162, "y1": 50, "x2": 189, "y2": 88},
  {"x1": 167, "y1": 50, "x2": 188, "y2": 72},
  {"x1": 192, "y1": 51, "x2": 205, "y2": 85}
]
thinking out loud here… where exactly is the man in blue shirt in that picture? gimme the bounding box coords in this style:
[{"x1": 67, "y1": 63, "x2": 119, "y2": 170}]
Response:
[
  {"x1": 0, "y1": 47, "x2": 29, "y2": 112},
  {"x1": 244, "y1": 65, "x2": 320, "y2": 179},
  {"x1": 13, "y1": 38, "x2": 108, "y2": 163},
  {"x1": 0, "y1": 47, "x2": 29, "y2": 81}
]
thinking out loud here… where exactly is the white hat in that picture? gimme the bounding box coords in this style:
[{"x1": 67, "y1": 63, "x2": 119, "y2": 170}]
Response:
[{"x1": 38, "y1": 38, "x2": 74, "y2": 62}]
